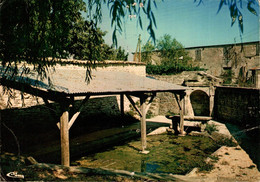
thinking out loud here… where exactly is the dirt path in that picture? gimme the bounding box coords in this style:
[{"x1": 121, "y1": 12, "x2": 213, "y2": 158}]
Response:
[
  {"x1": 186, "y1": 146, "x2": 260, "y2": 181},
  {"x1": 173, "y1": 120, "x2": 260, "y2": 182}
]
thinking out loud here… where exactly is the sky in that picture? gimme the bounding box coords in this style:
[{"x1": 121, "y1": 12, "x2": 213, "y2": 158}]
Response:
[{"x1": 85, "y1": 0, "x2": 259, "y2": 58}]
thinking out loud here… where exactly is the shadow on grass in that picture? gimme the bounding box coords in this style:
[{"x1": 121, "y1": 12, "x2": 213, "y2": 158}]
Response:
[{"x1": 1, "y1": 100, "x2": 168, "y2": 164}]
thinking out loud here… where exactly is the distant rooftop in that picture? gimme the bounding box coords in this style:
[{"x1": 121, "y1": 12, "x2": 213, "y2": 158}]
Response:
[
  {"x1": 132, "y1": 41, "x2": 260, "y2": 54},
  {"x1": 185, "y1": 41, "x2": 259, "y2": 50}
]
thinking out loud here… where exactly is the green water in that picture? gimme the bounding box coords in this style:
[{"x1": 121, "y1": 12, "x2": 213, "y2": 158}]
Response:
[{"x1": 74, "y1": 134, "x2": 219, "y2": 175}]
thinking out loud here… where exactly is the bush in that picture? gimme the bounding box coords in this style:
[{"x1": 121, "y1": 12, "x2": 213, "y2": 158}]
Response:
[
  {"x1": 146, "y1": 63, "x2": 204, "y2": 75},
  {"x1": 205, "y1": 123, "x2": 218, "y2": 135}
]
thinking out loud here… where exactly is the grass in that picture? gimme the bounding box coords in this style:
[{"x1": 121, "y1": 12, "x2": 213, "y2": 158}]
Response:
[
  {"x1": 1, "y1": 130, "x2": 224, "y2": 181},
  {"x1": 0, "y1": 153, "x2": 144, "y2": 181},
  {"x1": 215, "y1": 137, "x2": 238, "y2": 147},
  {"x1": 1, "y1": 102, "x2": 227, "y2": 180}
]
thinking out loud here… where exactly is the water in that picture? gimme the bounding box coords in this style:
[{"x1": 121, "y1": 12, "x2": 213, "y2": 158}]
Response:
[
  {"x1": 141, "y1": 161, "x2": 161, "y2": 173},
  {"x1": 225, "y1": 122, "x2": 260, "y2": 171}
]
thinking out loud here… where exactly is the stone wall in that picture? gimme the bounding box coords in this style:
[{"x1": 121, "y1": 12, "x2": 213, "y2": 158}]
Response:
[
  {"x1": 150, "y1": 74, "x2": 186, "y2": 115},
  {"x1": 214, "y1": 86, "x2": 260, "y2": 126},
  {"x1": 54, "y1": 60, "x2": 146, "y2": 77}
]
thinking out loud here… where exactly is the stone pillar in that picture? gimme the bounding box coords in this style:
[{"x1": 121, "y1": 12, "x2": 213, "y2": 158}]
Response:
[
  {"x1": 184, "y1": 91, "x2": 194, "y2": 117},
  {"x1": 256, "y1": 69, "x2": 260, "y2": 88},
  {"x1": 209, "y1": 86, "x2": 215, "y2": 117}
]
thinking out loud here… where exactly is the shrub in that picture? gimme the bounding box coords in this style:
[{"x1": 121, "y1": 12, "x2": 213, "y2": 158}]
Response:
[
  {"x1": 205, "y1": 123, "x2": 218, "y2": 135},
  {"x1": 146, "y1": 63, "x2": 205, "y2": 75}
]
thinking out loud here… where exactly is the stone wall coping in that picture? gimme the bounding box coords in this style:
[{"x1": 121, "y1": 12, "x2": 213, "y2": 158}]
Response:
[
  {"x1": 52, "y1": 59, "x2": 146, "y2": 66},
  {"x1": 0, "y1": 59, "x2": 146, "y2": 68},
  {"x1": 216, "y1": 86, "x2": 260, "y2": 91}
]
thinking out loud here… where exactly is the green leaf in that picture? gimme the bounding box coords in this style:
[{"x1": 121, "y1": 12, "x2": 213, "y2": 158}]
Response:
[
  {"x1": 151, "y1": 11, "x2": 157, "y2": 28},
  {"x1": 112, "y1": 29, "x2": 118, "y2": 47},
  {"x1": 238, "y1": 13, "x2": 243, "y2": 33},
  {"x1": 153, "y1": 0, "x2": 157, "y2": 9},
  {"x1": 247, "y1": 2, "x2": 257, "y2": 16},
  {"x1": 230, "y1": 4, "x2": 237, "y2": 26},
  {"x1": 139, "y1": 16, "x2": 143, "y2": 29},
  {"x1": 217, "y1": 0, "x2": 226, "y2": 13}
]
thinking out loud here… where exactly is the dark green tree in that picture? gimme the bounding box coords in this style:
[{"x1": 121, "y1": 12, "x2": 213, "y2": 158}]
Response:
[
  {"x1": 141, "y1": 41, "x2": 155, "y2": 64},
  {"x1": 100, "y1": 45, "x2": 128, "y2": 61},
  {"x1": 116, "y1": 46, "x2": 128, "y2": 61},
  {"x1": 101, "y1": 44, "x2": 117, "y2": 60},
  {"x1": 145, "y1": 34, "x2": 197, "y2": 75},
  {"x1": 156, "y1": 34, "x2": 190, "y2": 66},
  {"x1": 68, "y1": 21, "x2": 106, "y2": 61}
]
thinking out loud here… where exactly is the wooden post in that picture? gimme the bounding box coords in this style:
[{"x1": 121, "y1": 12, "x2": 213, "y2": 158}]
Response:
[
  {"x1": 120, "y1": 94, "x2": 124, "y2": 116},
  {"x1": 179, "y1": 93, "x2": 185, "y2": 136},
  {"x1": 209, "y1": 86, "x2": 214, "y2": 117},
  {"x1": 140, "y1": 96, "x2": 148, "y2": 153},
  {"x1": 60, "y1": 110, "x2": 70, "y2": 166}
]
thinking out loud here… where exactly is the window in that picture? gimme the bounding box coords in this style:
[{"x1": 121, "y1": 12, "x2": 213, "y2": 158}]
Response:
[
  {"x1": 256, "y1": 43, "x2": 259, "y2": 56},
  {"x1": 195, "y1": 49, "x2": 201, "y2": 61}
]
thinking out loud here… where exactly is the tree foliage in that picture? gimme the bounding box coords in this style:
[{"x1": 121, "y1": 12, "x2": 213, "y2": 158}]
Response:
[
  {"x1": 0, "y1": 0, "x2": 93, "y2": 80},
  {"x1": 156, "y1": 34, "x2": 188, "y2": 64},
  {"x1": 0, "y1": 0, "x2": 159, "y2": 81},
  {"x1": 141, "y1": 41, "x2": 155, "y2": 64},
  {"x1": 143, "y1": 34, "x2": 202, "y2": 75},
  {"x1": 102, "y1": 45, "x2": 129, "y2": 61}
]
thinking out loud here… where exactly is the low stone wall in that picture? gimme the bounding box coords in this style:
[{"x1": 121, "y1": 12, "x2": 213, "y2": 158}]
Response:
[
  {"x1": 150, "y1": 74, "x2": 185, "y2": 115},
  {"x1": 214, "y1": 86, "x2": 260, "y2": 126}
]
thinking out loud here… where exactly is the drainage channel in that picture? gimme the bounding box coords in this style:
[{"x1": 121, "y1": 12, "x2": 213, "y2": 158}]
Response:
[{"x1": 225, "y1": 122, "x2": 260, "y2": 171}]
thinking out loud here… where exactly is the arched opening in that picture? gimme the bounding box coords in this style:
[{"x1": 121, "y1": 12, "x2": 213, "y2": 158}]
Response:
[{"x1": 190, "y1": 90, "x2": 210, "y2": 116}]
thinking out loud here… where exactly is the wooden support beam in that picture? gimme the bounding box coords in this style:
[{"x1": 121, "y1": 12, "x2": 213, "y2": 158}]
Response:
[
  {"x1": 144, "y1": 94, "x2": 156, "y2": 114},
  {"x1": 69, "y1": 96, "x2": 75, "y2": 113},
  {"x1": 179, "y1": 93, "x2": 185, "y2": 136},
  {"x1": 125, "y1": 94, "x2": 142, "y2": 117},
  {"x1": 68, "y1": 112, "x2": 80, "y2": 130},
  {"x1": 57, "y1": 95, "x2": 90, "y2": 130},
  {"x1": 120, "y1": 94, "x2": 124, "y2": 116},
  {"x1": 172, "y1": 92, "x2": 186, "y2": 135},
  {"x1": 140, "y1": 96, "x2": 147, "y2": 152},
  {"x1": 68, "y1": 95, "x2": 90, "y2": 129},
  {"x1": 42, "y1": 98, "x2": 57, "y2": 113},
  {"x1": 173, "y1": 93, "x2": 181, "y2": 110},
  {"x1": 60, "y1": 110, "x2": 70, "y2": 166},
  {"x1": 0, "y1": 78, "x2": 71, "y2": 103}
]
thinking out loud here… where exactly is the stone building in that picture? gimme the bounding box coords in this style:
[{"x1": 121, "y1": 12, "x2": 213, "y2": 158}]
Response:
[
  {"x1": 145, "y1": 41, "x2": 259, "y2": 117},
  {"x1": 250, "y1": 67, "x2": 260, "y2": 88},
  {"x1": 185, "y1": 41, "x2": 260, "y2": 85}
]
